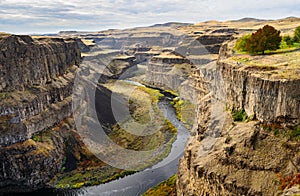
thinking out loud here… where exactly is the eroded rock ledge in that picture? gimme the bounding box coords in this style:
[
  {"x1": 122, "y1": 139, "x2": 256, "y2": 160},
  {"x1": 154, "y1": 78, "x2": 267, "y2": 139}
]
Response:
[
  {"x1": 0, "y1": 35, "x2": 80, "y2": 192},
  {"x1": 0, "y1": 35, "x2": 80, "y2": 146},
  {"x1": 0, "y1": 35, "x2": 80, "y2": 91}
]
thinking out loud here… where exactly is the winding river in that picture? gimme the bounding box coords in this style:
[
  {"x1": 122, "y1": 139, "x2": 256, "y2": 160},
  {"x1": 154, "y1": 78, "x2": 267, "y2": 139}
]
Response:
[{"x1": 16, "y1": 88, "x2": 190, "y2": 196}]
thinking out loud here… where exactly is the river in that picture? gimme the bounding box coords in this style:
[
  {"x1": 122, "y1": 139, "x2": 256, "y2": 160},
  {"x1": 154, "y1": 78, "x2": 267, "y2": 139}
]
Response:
[{"x1": 12, "y1": 87, "x2": 190, "y2": 196}]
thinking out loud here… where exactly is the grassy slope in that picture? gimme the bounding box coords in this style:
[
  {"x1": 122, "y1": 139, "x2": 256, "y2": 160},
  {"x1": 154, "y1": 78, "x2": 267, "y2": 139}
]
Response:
[{"x1": 142, "y1": 175, "x2": 177, "y2": 196}]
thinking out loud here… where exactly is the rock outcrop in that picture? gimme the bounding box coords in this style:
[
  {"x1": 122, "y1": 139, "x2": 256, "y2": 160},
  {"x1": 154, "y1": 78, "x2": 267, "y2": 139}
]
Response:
[
  {"x1": 146, "y1": 52, "x2": 192, "y2": 90},
  {"x1": 0, "y1": 130, "x2": 65, "y2": 193},
  {"x1": 197, "y1": 34, "x2": 234, "y2": 54},
  {"x1": 177, "y1": 118, "x2": 300, "y2": 195},
  {"x1": 219, "y1": 44, "x2": 300, "y2": 125},
  {"x1": 0, "y1": 35, "x2": 80, "y2": 91},
  {"x1": 177, "y1": 40, "x2": 300, "y2": 195},
  {"x1": 145, "y1": 32, "x2": 233, "y2": 94},
  {"x1": 107, "y1": 55, "x2": 137, "y2": 79},
  {"x1": 0, "y1": 35, "x2": 80, "y2": 192}
]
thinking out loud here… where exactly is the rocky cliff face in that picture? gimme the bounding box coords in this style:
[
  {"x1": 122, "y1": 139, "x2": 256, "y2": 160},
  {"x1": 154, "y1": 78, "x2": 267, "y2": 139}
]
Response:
[
  {"x1": 0, "y1": 35, "x2": 80, "y2": 91},
  {"x1": 0, "y1": 129, "x2": 65, "y2": 193},
  {"x1": 219, "y1": 45, "x2": 300, "y2": 125},
  {"x1": 145, "y1": 33, "x2": 233, "y2": 94},
  {"x1": 177, "y1": 40, "x2": 300, "y2": 195},
  {"x1": 0, "y1": 35, "x2": 80, "y2": 192},
  {"x1": 197, "y1": 34, "x2": 234, "y2": 54},
  {"x1": 177, "y1": 118, "x2": 300, "y2": 195},
  {"x1": 146, "y1": 52, "x2": 191, "y2": 90},
  {"x1": 107, "y1": 55, "x2": 137, "y2": 79}
]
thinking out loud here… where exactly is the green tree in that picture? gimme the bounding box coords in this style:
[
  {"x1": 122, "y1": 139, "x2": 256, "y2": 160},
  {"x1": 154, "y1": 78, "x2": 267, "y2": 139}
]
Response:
[
  {"x1": 283, "y1": 35, "x2": 293, "y2": 46},
  {"x1": 246, "y1": 25, "x2": 281, "y2": 54},
  {"x1": 235, "y1": 34, "x2": 251, "y2": 52},
  {"x1": 293, "y1": 26, "x2": 300, "y2": 43}
]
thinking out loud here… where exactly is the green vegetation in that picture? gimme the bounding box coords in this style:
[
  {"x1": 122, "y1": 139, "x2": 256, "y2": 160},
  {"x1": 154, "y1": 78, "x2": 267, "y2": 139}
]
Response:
[
  {"x1": 235, "y1": 25, "x2": 300, "y2": 55},
  {"x1": 0, "y1": 92, "x2": 10, "y2": 100},
  {"x1": 235, "y1": 34, "x2": 251, "y2": 52},
  {"x1": 142, "y1": 175, "x2": 177, "y2": 196},
  {"x1": 262, "y1": 124, "x2": 300, "y2": 141},
  {"x1": 171, "y1": 98, "x2": 195, "y2": 129},
  {"x1": 289, "y1": 127, "x2": 300, "y2": 138},
  {"x1": 165, "y1": 89, "x2": 178, "y2": 97},
  {"x1": 31, "y1": 131, "x2": 52, "y2": 143},
  {"x1": 55, "y1": 167, "x2": 135, "y2": 189},
  {"x1": 138, "y1": 86, "x2": 164, "y2": 103},
  {"x1": 31, "y1": 134, "x2": 42, "y2": 142},
  {"x1": 280, "y1": 26, "x2": 300, "y2": 49},
  {"x1": 293, "y1": 26, "x2": 300, "y2": 42},
  {"x1": 282, "y1": 35, "x2": 294, "y2": 47},
  {"x1": 247, "y1": 25, "x2": 281, "y2": 54},
  {"x1": 231, "y1": 108, "x2": 248, "y2": 122}
]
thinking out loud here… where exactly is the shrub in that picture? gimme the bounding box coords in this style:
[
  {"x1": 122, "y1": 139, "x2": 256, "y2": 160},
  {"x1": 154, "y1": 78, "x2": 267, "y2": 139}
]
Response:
[
  {"x1": 232, "y1": 108, "x2": 248, "y2": 122},
  {"x1": 32, "y1": 134, "x2": 42, "y2": 142},
  {"x1": 235, "y1": 34, "x2": 251, "y2": 52},
  {"x1": 246, "y1": 25, "x2": 281, "y2": 54},
  {"x1": 290, "y1": 127, "x2": 300, "y2": 138},
  {"x1": 293, "y1": 26, "x2": 300, "y2": 43},
  {"x1": 282, "y1": 35, "x2": 293, "y2": 46}
]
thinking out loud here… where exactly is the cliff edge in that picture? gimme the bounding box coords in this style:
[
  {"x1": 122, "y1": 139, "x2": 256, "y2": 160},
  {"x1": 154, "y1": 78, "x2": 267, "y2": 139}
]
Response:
[{"x1": 177, "y1": 40, "x2": 300, "y2": 195}]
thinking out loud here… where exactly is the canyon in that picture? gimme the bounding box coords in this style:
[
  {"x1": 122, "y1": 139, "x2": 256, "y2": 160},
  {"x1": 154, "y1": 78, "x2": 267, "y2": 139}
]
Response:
[{"x1": 0, "y1": 17, "x2": 299, "y2": 195}]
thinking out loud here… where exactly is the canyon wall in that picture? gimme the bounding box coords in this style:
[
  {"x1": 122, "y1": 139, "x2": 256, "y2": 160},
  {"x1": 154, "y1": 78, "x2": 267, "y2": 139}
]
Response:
[
  {"x1": 219, "y1": 54, "x2": 300, "y2": 124},
  {"x1": 0, "y1": 35, "x2": 80, "y2": 192},
  {"x1": 0, "y1": 35, "x2": 80, "y2": 91},
  {"x1": 145, "y1": 33, "x2": 233, "y2": 96},
  {"x1": 146, "y1": 53, "x2": 191, "y2": 90},
  {"x1": 177, "y1": 41, "x2": 300, "y2": 195}
]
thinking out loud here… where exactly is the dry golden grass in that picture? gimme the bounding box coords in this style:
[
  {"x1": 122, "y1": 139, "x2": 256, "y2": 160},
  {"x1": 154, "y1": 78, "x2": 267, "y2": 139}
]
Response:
[
  {"x1": 226, "y1": 50, "x2": 300, "y2": 79},
  {"x1": 179, "y1": 17, "x2": 300, "y2": 36}
]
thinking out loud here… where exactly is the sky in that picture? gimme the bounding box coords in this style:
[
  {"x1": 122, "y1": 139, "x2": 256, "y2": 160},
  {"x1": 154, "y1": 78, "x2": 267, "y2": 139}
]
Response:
[{"x1": 0, "y1": 0, "x2": 300, "y2": 34}]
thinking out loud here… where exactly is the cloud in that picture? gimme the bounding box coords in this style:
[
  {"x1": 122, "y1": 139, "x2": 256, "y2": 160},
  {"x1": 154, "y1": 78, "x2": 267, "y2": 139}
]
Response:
[{"x1": 0, "y1": 0, "x2": 299, "y2": 33}]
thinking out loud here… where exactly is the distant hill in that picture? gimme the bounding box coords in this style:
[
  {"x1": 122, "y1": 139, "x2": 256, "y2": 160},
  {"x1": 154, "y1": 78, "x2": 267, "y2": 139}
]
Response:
[
  {"x1": 229, "y1": 17, "x2": 270, "y2": 23},
  {"x1": 149, "y1": 22, "x2": 192, "y2": 28}
]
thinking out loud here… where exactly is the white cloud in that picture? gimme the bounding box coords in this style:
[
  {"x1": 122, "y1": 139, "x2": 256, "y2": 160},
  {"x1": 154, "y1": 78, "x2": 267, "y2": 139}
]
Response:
[{"x1": 0, "y1": 0, "x2": 299, "y2": 33}]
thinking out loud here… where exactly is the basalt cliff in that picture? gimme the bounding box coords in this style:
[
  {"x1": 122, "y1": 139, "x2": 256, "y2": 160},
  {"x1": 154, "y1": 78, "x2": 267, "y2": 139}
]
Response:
[
  {"x1": 177, "y1": 43, "x2": 300, "y2": 196},
  {"x1": 0, "y1": 34, "x2": 81, "y2": 192},
  {"x1": 176, "y1": 20, "x2": 300, "y2": 195}
]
